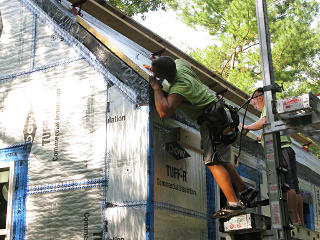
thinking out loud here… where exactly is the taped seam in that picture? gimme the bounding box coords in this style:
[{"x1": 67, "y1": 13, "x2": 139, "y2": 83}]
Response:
[
  {"x1": 27, "y1": 177, "x2": 105, "y2": 195},
  {"x1": 27, "y1": 183, "x2": 104, "y2": 195},
  {"x1": 146, "y1": 106, "x2": 154, "y2": 240},
  {"x1": 102, "y1": 79, "x2": 110, "y2": 240},
  {"x1": 0, "y1": 56, "x2": 84, "y2": 82},
  {"x1": 154, "y1": 201, "x2": 207, "y2": 220}
]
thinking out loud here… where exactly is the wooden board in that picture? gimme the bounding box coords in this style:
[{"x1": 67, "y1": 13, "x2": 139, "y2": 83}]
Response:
[{"x1": 76, "y1": 15, "x2": 150, "y2": 82}]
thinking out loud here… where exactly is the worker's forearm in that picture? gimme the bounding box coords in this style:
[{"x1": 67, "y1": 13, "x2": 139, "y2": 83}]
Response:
[
  {"x1": 244, "y1": 118, "x2": 266, "y2": 131},
  {"x1": 153, "y1": 89, "x2": 171, "y2": 118},
  {"x1": 245, "y1": 122, "x2": 262, "y2": 131}
]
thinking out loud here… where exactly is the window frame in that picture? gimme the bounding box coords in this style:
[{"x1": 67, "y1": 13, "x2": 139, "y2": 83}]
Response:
[{"x1": 0, "y1": 161, "x2": 15, "y2": 239}]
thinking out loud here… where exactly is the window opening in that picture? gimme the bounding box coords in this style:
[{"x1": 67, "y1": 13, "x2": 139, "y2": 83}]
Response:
[{"x1": 0, "y1": 162, "x2": 14, "y2": 240}]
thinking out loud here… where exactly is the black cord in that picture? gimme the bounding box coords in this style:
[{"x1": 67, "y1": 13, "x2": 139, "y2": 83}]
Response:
[{"x1": 235, "y1": 89, "x2": 261, "y2": 164}]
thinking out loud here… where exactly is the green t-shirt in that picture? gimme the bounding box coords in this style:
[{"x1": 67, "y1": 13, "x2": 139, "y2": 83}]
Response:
[
  {"x1": 162, "y1": 59, "x2": 216, "y2": 120},
  {"x1": 261, "y1": 106, "x2": 291, "y2": 148}
]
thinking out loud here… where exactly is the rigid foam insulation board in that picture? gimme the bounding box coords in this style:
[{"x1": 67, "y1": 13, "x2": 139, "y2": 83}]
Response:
[
  {"x1": 33, "y1": 16, "x2": 80, "y2": 69},
  {"x1": 106, "y1": 85, "x2": 149, "y2": 203},
  {"x1": 25, "y1": 187, "x2": 103, "y2": 240},
  {"x1": 152, "y1": 119, "x2": 207, "y2": 215},
  {"x1": 151, "y1": 115, "x2": 208, "y2": 239},
  {"x1": 0, "y1": 61, "x2": 106, "y2": 186},
  {"x1": 0, "y1": 0, "x2": 33, "y2": 77},
  {"x1": 0, "y1": 0, "x2": 107, "y2": 186},
  {"x1": 154, "y1": 208, "x2": 207, "y2": 240},
  {"x1": 104, "y1": 206, "x2": 146, "y2": 240}
]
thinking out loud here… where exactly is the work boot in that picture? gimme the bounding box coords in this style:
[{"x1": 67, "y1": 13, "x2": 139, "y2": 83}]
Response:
[
  {"x1": 212, "y1": 202, "x2": 245, "y2": 219},
  {"x1": 240, "y1": 187, "x2": 259, "y2": 207}
]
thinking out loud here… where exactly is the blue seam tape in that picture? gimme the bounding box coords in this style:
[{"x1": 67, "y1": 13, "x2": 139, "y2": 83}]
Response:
[
  {"x1": 27, "y1": 183, "x2": 104, "y2": 195},
  {"x1": 206, "y1": 167, "x2": 216, "y2": 237},
  {"x1": 0, "y1": 142, "x2": 31, "y2": 151},
  {"x1": 0, "y1": 56, "x2": 84, "y2": 82},
  {"x1": 13, "y1": 160, "x2": 28, "y2": 239},
  {"x1": 27, "y1": 178, "x2": 105, "y2": 192},
  {"x1": 146, "y1": 106, "x2": 154, "y2": 240}
]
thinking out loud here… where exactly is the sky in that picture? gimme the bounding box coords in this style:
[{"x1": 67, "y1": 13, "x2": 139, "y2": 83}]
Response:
[
  {"x1": 133, "y1": 9, "x2": 264, "y2": 88},
  {"x1": 134, "y1": 4, "x2": 320, "y2": 54},
  {"x1": 134, "y1": 9, "x2": 213, "y2": 52}
]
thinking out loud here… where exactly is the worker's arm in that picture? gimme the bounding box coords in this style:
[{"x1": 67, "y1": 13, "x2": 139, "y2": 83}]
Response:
[
  {"x1": 149, "y1": 76, "x2": 184, "y2": 118},
  {"x1": 242, "y1": 117, "x2": 267, "y2": 131},
  {"x1": 239, "y1": 117, "x2": 266, "y2": 141}
]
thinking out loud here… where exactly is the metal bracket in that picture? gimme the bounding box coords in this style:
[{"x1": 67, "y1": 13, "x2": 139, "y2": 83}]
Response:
[
  {"x1": 263, "y1": 121, "x2": 295, "y2": 135},
  {"x1": 263, "y1": 82, "x2": 283, "y2": 94}
]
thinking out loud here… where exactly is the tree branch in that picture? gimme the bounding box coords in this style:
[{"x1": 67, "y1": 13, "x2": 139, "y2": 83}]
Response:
[
  {"x1": 242, "y1": 42, "x2": 259, "y2": 52},
  {"x1": 221, "y1": 52, "x2": 234, "y2": 76}
]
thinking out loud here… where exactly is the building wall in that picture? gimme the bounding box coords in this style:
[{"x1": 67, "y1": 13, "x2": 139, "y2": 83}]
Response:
[
  {"x1": 0, "y1": 1, "x2": 209, "y2": 240},
  {"x1": 1, "y1": 0, "x2": 320, "y2": 240},
  {"x1": 152, "y1": 117, "x2": 208, "y2": 239}
]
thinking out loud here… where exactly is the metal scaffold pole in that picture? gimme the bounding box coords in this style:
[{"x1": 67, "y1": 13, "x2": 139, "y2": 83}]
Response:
[{"x1": 255, "y1": 0, "x2": 292, "y2": 239}]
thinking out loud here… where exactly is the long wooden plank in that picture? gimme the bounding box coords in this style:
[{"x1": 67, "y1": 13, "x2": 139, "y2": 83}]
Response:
[
  {"x1": 67, "y1": 0, "x2": 259, "y2": 115},
  {"x1": 76, "y1": 15, "x2": 150, "y2": 82}
]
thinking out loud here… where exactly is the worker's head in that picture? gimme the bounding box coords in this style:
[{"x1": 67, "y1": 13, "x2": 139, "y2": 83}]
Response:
[
  {"x1": 151, "y1": 56, "x2": 177, "y2": 82},
  {"x1": 251, "y1": 88, "x2": 265, "y2": 111}
]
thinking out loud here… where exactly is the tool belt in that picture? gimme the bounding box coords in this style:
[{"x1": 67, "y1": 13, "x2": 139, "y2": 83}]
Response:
[{"x1": 197, "y1": 100, "x2": 240, "y2": 146}]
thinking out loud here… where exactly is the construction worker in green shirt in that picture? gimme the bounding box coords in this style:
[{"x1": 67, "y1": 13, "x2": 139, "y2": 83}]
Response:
[{"x1": 144, "y1": 56, "x2": 258, "y2": 219}]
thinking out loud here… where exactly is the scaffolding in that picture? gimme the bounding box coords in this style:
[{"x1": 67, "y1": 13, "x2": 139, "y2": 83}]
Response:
[{"x1": 221, "y1": 0, "x2": 320, "y2": 239}]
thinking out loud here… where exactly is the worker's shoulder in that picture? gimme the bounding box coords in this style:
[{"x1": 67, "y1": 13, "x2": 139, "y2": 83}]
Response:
[{"x1": 175, "y1": 59, "x2": 191, "y2": 68}]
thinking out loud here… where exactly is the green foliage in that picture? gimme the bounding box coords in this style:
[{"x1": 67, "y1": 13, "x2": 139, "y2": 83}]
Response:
[
  {"x1": 168, "y1": 0, "x2": 320, "y2": 96},
  {"x1": 100, "y1": 0, "x2": 166, "y2": 17},
  {"x1": 169, "y1": 0, "x2": 320, "y2": 157}
]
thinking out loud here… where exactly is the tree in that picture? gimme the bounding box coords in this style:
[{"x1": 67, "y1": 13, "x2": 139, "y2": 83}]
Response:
[
  {"x1": 168, "y1": 0, "x2": 320, "y2": 96},
  {"x1": 98, "y1": 0, "x2": 166, "y2": 17}
]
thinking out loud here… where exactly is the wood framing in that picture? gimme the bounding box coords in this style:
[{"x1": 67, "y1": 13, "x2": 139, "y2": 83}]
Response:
[{"x1": 76, "y1": 15, "x2": 150, "y2": 82}]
